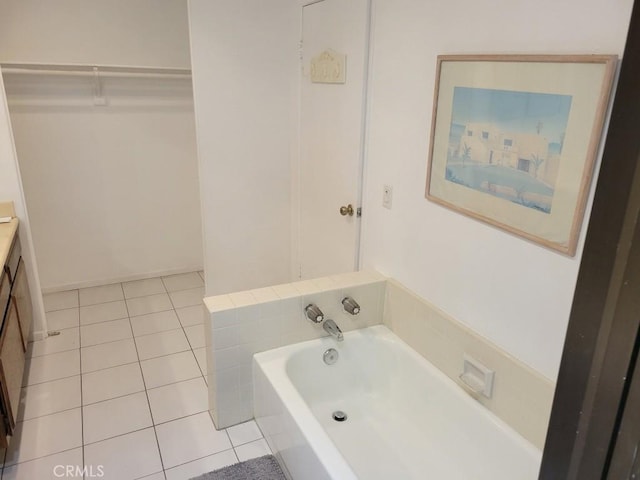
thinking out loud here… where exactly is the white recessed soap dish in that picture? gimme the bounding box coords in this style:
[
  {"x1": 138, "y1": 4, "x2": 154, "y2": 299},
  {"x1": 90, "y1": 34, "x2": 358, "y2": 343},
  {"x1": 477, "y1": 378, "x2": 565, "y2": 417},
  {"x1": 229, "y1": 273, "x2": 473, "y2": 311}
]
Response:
[{"x1": 459, "y1": 354, "x2": 495, "y2": 398}]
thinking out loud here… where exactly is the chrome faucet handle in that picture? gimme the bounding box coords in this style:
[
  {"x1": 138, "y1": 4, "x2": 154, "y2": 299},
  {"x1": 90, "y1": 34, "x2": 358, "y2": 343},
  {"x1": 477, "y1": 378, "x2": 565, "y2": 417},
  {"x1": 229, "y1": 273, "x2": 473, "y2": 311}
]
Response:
[
  {"x1": 342, "y1": 297, "x2": 360, "y2": 315},
  {"x1": 305, "y1": 303, "x2": 324, "y2": 323}
]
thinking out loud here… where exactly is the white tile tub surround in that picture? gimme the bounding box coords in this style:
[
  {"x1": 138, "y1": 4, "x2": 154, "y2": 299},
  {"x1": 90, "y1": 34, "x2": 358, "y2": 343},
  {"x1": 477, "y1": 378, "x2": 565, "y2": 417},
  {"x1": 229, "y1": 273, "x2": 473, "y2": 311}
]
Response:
[
  {"x1": 383, "y1": 279, "x2": 555, "y2": 449},
  {"x1": 203, "y1": 271, "x2": 386, "y2": 428}
]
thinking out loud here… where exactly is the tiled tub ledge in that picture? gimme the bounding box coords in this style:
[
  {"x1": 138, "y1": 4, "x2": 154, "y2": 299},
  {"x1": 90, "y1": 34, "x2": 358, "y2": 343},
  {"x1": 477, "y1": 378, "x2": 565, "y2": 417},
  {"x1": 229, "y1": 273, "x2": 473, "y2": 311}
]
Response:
[
  {"x1": 203, "y1": 271, "x2": 386, "y2": 428},
  {"x1": 203, "y1": 272, "x2": 554, "y2": 450}
]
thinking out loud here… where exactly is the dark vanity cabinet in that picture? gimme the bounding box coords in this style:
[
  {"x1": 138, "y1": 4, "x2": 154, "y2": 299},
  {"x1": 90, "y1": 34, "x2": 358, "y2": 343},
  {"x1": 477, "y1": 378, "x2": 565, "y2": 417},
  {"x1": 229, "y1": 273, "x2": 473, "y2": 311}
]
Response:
[
  {"x1": 0, "y1": 235, "x2": 32, "y2": 446},
  {"x1": 11, "y1": 257, "x2": 32, "y2": 351}
]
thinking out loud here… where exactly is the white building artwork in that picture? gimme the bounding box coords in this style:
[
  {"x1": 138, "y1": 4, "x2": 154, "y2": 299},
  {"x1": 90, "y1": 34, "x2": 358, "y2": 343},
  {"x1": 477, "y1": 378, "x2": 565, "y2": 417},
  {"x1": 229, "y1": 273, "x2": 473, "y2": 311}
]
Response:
[
  {"x1": 444, "y1": 86, "x2": 572, "y2": 214},
  {"x1": 456, "y1": 122, "x2": 560, "y2": 187}
]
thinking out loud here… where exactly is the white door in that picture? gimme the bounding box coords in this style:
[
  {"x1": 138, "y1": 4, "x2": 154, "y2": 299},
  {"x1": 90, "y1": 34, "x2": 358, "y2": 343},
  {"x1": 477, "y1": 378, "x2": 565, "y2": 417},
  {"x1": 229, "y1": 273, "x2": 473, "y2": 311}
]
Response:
[{"x1": 298, "y1": 0, "x2": 370, "y2": 280}]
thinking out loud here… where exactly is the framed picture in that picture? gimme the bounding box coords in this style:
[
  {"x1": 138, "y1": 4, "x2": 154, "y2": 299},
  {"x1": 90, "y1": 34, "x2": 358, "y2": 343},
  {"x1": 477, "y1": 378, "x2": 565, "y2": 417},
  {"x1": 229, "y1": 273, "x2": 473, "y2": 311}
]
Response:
[{"x1": 426, "y1": 55, "x2": 617, "y2": 255}]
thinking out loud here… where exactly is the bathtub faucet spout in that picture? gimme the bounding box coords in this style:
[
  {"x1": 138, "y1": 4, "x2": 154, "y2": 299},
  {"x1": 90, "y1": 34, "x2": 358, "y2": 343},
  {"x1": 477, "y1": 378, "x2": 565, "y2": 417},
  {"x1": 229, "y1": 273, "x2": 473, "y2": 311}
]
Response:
[{"x1": 323, "y1": 319, "x2": 343, "y2": 342}]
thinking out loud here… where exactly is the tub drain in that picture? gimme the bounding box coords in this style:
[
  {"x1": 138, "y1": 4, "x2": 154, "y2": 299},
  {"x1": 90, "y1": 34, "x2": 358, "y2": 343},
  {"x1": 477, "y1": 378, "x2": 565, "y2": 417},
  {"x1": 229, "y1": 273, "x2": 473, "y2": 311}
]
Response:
[
  {"x1": 323, "y1": 348, "x2": 339, "y2": 365},
  {"x1": 332, "y1": 411, "x2": 347, "y2": 422}
]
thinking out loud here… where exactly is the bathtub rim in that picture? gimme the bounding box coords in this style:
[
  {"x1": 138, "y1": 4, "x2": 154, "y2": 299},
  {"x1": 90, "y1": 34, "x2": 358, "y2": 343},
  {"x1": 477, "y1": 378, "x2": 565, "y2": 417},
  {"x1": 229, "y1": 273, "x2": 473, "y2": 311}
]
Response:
[
  {"x1": 254, "y1": 344, "x2": 358, "y2": 479},
  {"x1": 253, "y1": 324, "x2": 542, "y2": 479}
]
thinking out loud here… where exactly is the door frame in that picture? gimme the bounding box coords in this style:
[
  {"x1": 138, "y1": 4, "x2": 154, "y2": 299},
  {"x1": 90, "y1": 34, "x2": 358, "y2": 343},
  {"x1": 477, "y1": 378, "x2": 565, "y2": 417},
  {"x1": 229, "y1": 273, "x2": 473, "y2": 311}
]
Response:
[
  {"x1": 539, "y1": 1, "x2": 640, "y2": 478},
  {"x1": 608, "y1": 308, "x2": 640, "y2": 478}
]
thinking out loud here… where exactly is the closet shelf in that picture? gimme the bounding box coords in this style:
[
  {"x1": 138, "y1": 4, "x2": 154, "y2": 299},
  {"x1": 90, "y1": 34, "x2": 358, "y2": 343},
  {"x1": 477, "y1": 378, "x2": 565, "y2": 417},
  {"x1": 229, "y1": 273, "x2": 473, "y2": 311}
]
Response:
[{"x1": 0, "y1": 63, "x2": 191, "y2": 79}]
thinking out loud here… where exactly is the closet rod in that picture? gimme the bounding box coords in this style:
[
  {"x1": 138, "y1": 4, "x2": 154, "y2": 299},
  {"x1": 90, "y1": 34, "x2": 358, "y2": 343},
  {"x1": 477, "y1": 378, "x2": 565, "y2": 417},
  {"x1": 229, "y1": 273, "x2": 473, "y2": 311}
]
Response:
[{"x1": 0, "y1": 63, "x2": 191, "y2": 79}]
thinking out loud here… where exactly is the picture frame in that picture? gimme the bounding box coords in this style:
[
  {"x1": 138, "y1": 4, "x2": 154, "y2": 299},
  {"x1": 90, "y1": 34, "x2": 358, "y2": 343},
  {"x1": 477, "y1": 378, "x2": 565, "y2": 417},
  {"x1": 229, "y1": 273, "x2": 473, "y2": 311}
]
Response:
[{"x1": 425, "y1": 55, "x2": 617, "y2": 256}]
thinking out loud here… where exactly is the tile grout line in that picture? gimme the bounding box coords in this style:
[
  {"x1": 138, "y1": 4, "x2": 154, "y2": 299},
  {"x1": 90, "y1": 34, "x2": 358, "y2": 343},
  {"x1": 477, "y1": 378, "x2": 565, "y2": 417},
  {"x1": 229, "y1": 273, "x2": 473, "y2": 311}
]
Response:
[
  {"x1": 80, "y1": 315, "x2": 132, "y2": 330},
  {"x1": 76, "y1": 374, "x2": 206, "y2": 413},
  {"x1": 46, "y1": 281, "x2": 204, "y2": 312},
  {"x1": 74, "y1": 304, "x2": 201, "y2": 333},
  {"x1": 21, "y1": 363, "x2": 205, "y2": 409},
  {"x1": 75, "y1": 386, "x2": 146, "y2": 409},
  {"x1": 165, "y1": 284, "x2": 205, "y2": 389},
  {"x1": 161, "y1": 277, "x2": 237, "y2": 474},
  {"x1": 18, "y1": 403, "x2": 81, "y2": 424},
  {"x1": 174, "y1": 294, "x2": 209, "y2": 385},
  {"x1": 78, "y1": 299, "x2": 85, "y2": 480},
  {"x1": 85, "y1": 357, "x2": 202, "y2": 388},
  {"x1": 78, "y1": 421, "x2": 261, "y2": 473},
  {"x1": 23, "y1": 370, "x2": 82, "y2": 389},
  {"x1": 121, "y1": 286, "x2": 168, "y2": 477},
  {"x1": 78, "y1": 407, "x2": 221, "y2": 448},
  {"x1": 229, "y1": 436, "x2": 268, "y2": 449},
  {"x1": 42, "y1": 286, "x2": 79, "y2": 314},
  {"x1": 44, "y1": 272, "x2": 203, "y2": 304},
  {"x1": 159, "y1": 277, "x2": 169, "y2": 295},
  {"x1": 3, "y1": 445, "x2": 83, "y2": 470},
  {"x1": 81, "y1": 424, "x2": 157, "y2": 448},
  {"x1": 60, "y1": 334, "x2": 198, "y2": 377},
  {"x1": 162, "y1": 446, "x2": 238, "y2": 476},
  {"x1": 132, "y1": 325, "x2": 190, "y2": 341},
  {"x1": 27, "y1": 328, "x2": 81, "y2": 359},
  {"x1": 29, "y1": 320, "x2": 205, "y2": 362}
]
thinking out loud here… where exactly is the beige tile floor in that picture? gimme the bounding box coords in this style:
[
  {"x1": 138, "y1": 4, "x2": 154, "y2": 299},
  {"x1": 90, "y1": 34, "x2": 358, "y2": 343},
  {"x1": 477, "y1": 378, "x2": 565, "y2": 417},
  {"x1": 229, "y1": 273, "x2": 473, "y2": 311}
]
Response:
[{"x1": 1, "y1": 272, "x2": 271, "y2": 480}]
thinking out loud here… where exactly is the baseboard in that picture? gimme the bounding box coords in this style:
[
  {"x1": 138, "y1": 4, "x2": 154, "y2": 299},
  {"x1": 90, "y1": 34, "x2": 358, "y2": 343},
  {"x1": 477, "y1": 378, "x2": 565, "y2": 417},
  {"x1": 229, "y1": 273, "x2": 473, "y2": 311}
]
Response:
[{"x1": 40, "y1": 265, "x2": 204, "y2": 294}]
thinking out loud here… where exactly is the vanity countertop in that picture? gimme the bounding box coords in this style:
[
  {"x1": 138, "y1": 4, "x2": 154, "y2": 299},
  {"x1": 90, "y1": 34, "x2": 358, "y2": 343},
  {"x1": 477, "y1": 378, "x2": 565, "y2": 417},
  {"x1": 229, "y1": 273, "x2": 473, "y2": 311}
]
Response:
[
  {"x1": 0, "y1": 219, "x2": 18, "y2": 269},
  {"x1": 0, "y1": 202, "x2": 18, "y2": 269}
]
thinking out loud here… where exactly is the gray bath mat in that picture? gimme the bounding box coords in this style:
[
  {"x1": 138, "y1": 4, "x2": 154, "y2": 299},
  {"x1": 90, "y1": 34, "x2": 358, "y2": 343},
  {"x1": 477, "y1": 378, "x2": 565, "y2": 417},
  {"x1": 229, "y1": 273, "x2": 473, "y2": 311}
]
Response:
[{"x1": 190, "y1": 455, "x2": 286, "y2": 480}]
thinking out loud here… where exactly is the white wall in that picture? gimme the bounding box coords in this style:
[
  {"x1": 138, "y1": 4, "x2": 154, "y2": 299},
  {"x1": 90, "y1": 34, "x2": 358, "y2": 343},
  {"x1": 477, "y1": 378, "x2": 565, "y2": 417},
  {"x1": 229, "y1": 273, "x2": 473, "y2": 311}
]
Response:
[
  {"x1": 189, "y1": 0, "x2": 298, "y2": 295},
  {"x1": 4, "y1": 75, "x2": 202, "y2": 290},
  {"x1": 361, "y1": 0, "x2": 634, "y2": 380},
  {"x1": 0, "y1": 0, "x2": 191, "y2": 69},
  {"x1": 0, "y1": 74, "x2": 46, "y2": 338}
]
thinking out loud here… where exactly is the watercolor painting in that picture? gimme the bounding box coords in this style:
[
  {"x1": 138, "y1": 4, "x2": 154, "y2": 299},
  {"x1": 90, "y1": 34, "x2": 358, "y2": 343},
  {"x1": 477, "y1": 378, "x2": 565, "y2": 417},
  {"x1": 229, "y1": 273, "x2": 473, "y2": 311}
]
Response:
[
  {"x1": 445, "y1": 87, "x2": 572, "y2": 214},
  {"x1": 427, "y1": 55, "x2": 617, "y2": 255}
]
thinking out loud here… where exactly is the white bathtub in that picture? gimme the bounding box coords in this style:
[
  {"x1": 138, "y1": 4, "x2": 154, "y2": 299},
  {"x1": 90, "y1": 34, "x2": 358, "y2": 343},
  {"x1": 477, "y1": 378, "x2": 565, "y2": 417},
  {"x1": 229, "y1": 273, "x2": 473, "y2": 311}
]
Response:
[{"x1": 253, "y1": 325, "x2": 541, "y2": 480}]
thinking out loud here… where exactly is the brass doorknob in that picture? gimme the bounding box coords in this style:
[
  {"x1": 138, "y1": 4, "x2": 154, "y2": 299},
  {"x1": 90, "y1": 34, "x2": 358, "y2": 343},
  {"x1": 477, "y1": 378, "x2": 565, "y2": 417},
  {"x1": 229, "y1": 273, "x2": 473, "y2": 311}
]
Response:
[{"x1": 339, "y1": 204, "x2": 354, "y2": 216}]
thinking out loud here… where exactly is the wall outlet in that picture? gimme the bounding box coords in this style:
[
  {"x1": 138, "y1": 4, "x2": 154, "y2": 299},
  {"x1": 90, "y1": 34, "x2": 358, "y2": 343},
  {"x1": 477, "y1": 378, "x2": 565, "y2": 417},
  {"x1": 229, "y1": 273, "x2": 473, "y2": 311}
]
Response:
[{"x1": 383, "y1": 184, "x2": 393, "y2": 209}]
